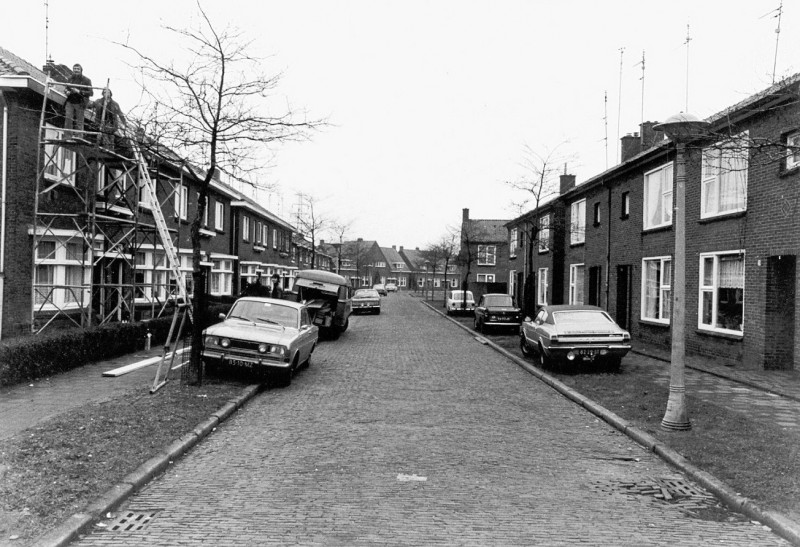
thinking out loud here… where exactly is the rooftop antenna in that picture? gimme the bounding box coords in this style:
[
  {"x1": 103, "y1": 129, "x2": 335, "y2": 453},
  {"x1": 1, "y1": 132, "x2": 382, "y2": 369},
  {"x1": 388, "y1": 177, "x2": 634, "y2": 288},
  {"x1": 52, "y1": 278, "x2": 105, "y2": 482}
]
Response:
[
  {"x1": 44, "y1": 0, "x2": 50, "y2": 63},
  {"x1": 616, "y1": 47, "x2": 625, "y2": 164},
  {"x1": 603, "y1": 90, "x2": 609, "y2": 170},
  {"x1": 684, "y1": 23, "x2": 691, "y2": 111},
  {"x1": 765, "y1": 1, "x2": 784, "y2": 83},
  {"x1": 635, "y1": 50, "x2": 646, "y2": 146}
]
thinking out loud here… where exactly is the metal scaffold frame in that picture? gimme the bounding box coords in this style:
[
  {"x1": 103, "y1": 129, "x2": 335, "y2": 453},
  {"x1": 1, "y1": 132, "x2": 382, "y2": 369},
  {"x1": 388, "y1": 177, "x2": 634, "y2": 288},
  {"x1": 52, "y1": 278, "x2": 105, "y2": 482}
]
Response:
[{"x1": 31, "y1": 77, "x2": 191, "y2": 339}]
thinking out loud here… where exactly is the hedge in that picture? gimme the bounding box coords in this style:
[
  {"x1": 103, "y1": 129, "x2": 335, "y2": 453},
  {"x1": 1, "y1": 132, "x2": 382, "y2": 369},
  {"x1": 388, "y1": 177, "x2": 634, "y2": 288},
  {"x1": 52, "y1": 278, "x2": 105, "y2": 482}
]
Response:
[{"x1": 0, "y1": 303, "x2": 230, "y2": 387}]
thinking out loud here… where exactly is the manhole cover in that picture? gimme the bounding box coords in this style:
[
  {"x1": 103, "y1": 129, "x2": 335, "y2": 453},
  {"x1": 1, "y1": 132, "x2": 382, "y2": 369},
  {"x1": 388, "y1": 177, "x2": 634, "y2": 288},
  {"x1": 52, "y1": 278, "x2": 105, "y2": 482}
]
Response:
[{"x1": 105, "y1": 510, "x2": 161, "y2": 532}]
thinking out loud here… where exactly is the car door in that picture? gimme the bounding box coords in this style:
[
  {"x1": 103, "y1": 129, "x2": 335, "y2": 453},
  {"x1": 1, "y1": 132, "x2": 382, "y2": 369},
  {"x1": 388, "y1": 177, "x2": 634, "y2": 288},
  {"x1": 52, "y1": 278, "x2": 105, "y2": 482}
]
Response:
[
  {"x1": 476, "y1": 296, "x2": 486, "y2": 322},
  {"x1": 531, "y1": 309, "x2": 548, "y2": 346},
  {"x1": 299, "y1": 308, "x2": 314, "y2": 360}
]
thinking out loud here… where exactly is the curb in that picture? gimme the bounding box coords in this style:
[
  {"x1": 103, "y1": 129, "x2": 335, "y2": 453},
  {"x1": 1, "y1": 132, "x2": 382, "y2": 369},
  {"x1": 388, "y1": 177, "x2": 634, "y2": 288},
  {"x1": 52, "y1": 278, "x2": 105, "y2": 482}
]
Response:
[
  {"x1": 31, "y1": 383, "x2": 262, "y2": 547},
  {"x1": 424, "y1": 301, "x2": 800, "y2": 547}
]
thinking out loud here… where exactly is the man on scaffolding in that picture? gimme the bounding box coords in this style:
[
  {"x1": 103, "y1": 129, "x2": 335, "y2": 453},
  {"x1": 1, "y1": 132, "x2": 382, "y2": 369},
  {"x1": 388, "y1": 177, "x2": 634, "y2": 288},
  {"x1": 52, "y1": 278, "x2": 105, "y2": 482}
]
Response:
[
  {"x1": 64, "y1": 63, "x2": 93, "y2": 137},
  {"x1": 92, "y1": 87, "x2": 126, "y2": 150}
]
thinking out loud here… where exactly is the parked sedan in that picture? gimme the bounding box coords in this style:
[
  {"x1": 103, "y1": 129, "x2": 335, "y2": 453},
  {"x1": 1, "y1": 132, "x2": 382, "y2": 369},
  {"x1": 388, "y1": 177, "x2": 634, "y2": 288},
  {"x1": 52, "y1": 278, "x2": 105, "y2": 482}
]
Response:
[
  {"x1": 519, "y1": 305, "x2": 631, "y2": 371},
  {"x1": 445, "y1": 289, "x2": 475, "y2": 315},
  {"x1": 353, "y1": 288, "x2": 381, "y2": 314},
  {"x1": 473, "y1": 293, "x2": 522, "y2": 333},
  {"x1": 373, "y1": 283, "x2": 388, "y2": 296},
  {"x1": 202, "y1": 297, "x2": 318, "y2": 386},
  {"x1": 385, "y1": 283, "x2": 398, "y2": 292}
]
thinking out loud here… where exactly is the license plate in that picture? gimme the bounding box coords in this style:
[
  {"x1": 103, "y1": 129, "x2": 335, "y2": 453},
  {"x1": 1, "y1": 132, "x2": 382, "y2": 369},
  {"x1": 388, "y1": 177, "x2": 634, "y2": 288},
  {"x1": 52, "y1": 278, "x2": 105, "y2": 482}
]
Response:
[
  {"x1": 227, "y1": 358, "x2": 254, "y2": 368},
  {"x1": 578, "y1": 348, "x2": 600, "y2": 356}
]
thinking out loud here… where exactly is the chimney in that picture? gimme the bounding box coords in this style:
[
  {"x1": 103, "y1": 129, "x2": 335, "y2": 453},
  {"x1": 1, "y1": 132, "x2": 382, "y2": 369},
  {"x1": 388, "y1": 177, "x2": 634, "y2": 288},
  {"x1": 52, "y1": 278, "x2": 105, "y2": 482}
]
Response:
[
  {"x1": 462, "y1": 208, "x2": 469, "y2": 222},
  {"x1": 399, "y1": 246, "x2": 404, "y2": 253},
  {"x1": 559, "y1": 174, "x2": 576, "y2": 195},
  {"x1": 319, "y1": 239, "x2": 325, "y2": 246},
  {"x1": 392, "y1": 245, "x2": 396, "y2": 250},
  {"x1": 640, "y1": 121, "x2": 664, "y2": 149},
  {"x1": 620, "y1": 132, "x2": 641, "y2": 163},
  {"x1": 357, "y1": 237, "x2": 363, "y2": 242}
]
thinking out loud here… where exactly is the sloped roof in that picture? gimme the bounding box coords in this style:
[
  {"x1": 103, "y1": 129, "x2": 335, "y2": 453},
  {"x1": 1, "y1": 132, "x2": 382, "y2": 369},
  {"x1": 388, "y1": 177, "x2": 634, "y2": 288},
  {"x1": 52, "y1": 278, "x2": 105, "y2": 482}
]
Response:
[
  {"x1": 465, "y1": 218, "x2": 508, "y2": 242},
  {"x1": 0, "y1": 46, "x2": 46, "y2": 78},
  {"x1": 380, "y1": 246, "x2": 406, "y2": 270},
  {"x1": 400, "y1": 248, "x2": 426, "y2": 270}
]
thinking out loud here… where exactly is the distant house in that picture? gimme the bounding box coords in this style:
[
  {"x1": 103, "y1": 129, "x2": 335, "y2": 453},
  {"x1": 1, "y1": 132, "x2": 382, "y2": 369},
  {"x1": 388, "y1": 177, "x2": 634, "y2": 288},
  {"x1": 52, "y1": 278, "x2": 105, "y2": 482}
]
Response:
[{"x1": 459, "y1": 208, "x2": 512, "y2": 302}]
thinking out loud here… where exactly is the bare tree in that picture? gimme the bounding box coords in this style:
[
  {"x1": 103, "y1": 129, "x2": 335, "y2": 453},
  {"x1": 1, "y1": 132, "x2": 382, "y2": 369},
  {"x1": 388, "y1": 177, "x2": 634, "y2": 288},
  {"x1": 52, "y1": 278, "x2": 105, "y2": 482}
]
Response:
[
  {"x1": 425, "y1": 233, "x2": 458, "y2": 306},
  {"x1": 294, "y1": 193, "x2": 330, "y2": 269},
  {"x1": 121, "y1": 3, "x2": 323, "y2": 381},
  {"x1": 327, "y1": 220, "x2": 352, "y2": 275}
]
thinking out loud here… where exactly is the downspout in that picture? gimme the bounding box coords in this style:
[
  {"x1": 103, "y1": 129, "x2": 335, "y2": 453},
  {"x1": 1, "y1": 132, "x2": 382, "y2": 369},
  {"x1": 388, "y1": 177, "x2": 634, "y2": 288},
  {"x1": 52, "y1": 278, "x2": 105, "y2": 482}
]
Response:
[
  {"x1": 0, "y1": 101, "x2": 8, "y2": 339},
  {"x1": 605, "y1": 178, "x2": 612, "y2": 311}
]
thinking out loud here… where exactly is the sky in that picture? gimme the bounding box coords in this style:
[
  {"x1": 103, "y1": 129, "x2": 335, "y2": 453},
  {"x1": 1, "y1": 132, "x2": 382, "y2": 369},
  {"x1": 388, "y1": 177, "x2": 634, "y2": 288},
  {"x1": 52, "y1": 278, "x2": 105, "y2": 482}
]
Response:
[{"x1": 3, "y1": 1, "x2": 799, "y2": 250}]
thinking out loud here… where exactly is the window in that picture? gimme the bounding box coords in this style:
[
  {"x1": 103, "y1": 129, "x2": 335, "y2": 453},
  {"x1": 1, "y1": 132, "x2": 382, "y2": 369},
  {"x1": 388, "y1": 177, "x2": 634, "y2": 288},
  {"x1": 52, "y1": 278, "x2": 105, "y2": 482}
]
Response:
[
  {"x1": 417, "y1": 277, "x2": 424, "y2": 288},
  {"x1": 569, "y1": 263, "x2": 585, "y2": 305},
  {"x1": 508, "y1": 269, "x2": 516, "y2": 299},
  {"x1": 97, "y1": 166, "x2": 126, "y2": 195},
  {"x1": 376, "y1": 261, "x2": 386, "y2": 268},
  {"x1": 570, "y1": 200, "x2": 586, "y2": 245},
  {"x1": 393, "y1": 262, "x2": 405, "y2": 270},
  {"x1": 400, "y1": 277, "x2": 407, "y2": 287},
  {"x1": 446, "y1": 264, "x2": 456, "y2": 274},
  {"x1": 242, "y1": 216, "x2": 250, "y2": 241},
  {"x1": 699, "y1": 251, "x2": 744, "y2": 334},
  {"x1": 202, "y1": 195, "x2": 209, "y2": 227},
  {"x1": 450, "y1": 278, "x2": 458, "y2": 288},
  {"x1": 593, "y1": 202, "x2": 601, "y2": 226},
  {"x1": 34, "y1": 237, "x2": 90, "y2": 309},
  {"x1": 175, "y1": 185, "x2": 188, "y2": 220},
  {"x1": 641, "y1": 257, "x2": 671, "y2": 323},
  {"x1": 273, "y1": 229, "x2": 278, "y2": 250},
  {"x1": 701, "y1": 133, "x2": 748, "y2": 218},
  {"x1": 509, "y1": 228, "x2": 518, "y2": 258},
  {"x1": 43, "y1": 125, "x2": 76, "y2": 186},
  {"x1": 621, "y1": 191, "x2": 630, "y2": 219},
  {"x1": 787, "y1": 131, "x2": 800, "y2": 170},
  {"x1": 134, "y1": 250, "x2": 170, "y2": 302},
  {"x1": 239, "y1": 263, "x2": 259, "y2": 287},
  {"x1": 643, "y1": 162, "x2": 673, "y2": 229},
  {"x1": 255, "y1": 221, "x2": 262, "y2": 244},
  {"x1": 214, "y1": 201, "x2": 224, "y2": 231},
  {"x1": 263, "y1": 225, "x2": 269, "y2": 246},
  {"x1": 477, "y1": 273, "x2": 495, "y2": 283},
  {"x1": 538, "y1": 215, "x2": 550, "y2": 252},
  {"x1": 477, "y1": 245, "x2": 496, "y2": 266},
  {"x1": 537, "y1": 268, "x2": 548, "y2": 306},
  {"x1": 434, "y1": 278, "x2": 441, "y2": 288},
  {"x1": 210, "y1": 259, "x2": 233, "y2": 295}
]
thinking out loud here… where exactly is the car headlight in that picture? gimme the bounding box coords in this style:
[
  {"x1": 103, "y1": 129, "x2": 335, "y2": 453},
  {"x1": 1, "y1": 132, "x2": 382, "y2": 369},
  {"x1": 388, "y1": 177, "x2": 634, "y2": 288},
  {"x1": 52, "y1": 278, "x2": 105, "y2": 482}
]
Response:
[
  {"x1": 258, "y1": 343, "x2": 268, "y2": 353},
  {"x1": 258, "y1": 344, "x2": 286, "y2": 356},
  {"x1": 220, "y1": 338, "x2": 231, "y2": 348},
  {"x1": 204, "y1": 335, "x2": 218, "y2": 346}
]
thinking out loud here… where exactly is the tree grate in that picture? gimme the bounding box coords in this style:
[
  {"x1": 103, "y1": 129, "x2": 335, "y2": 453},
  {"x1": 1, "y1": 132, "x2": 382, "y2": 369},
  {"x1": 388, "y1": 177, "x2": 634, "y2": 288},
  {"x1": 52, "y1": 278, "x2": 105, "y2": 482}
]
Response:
[{"x1": 105, "y1": 510, "x2": 161, "y2": 532}]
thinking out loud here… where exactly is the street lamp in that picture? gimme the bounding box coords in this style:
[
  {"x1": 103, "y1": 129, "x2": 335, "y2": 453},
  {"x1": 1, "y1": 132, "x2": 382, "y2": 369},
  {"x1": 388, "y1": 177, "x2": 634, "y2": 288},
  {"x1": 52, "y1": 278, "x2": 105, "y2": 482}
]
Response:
[{"x1": 654, "y1": 112, "x2": 709, "y2": 432}]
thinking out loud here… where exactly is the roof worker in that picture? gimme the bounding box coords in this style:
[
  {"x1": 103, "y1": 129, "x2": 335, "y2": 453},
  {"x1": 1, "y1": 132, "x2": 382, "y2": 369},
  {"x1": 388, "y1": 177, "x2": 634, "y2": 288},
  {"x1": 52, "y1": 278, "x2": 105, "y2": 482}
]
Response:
[
  {"x1": 64, "y1": 63, "x2": 93, "y2": 137},
  {"x1": 92, "y1": 88, "x2": 125, "y2": 149}
]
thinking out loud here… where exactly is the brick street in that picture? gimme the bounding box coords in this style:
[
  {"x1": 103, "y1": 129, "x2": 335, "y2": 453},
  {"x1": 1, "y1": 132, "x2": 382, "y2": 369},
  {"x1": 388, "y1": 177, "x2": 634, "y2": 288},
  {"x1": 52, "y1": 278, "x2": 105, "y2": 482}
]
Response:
[{"x1": 73, "y1": 294, "x2": 788, "y2": 546}]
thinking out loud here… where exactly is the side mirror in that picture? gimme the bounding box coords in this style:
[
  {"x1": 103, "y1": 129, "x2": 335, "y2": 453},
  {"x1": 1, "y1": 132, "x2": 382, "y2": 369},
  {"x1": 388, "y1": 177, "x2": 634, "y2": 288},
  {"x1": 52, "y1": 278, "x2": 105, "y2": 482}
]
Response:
[
  {"x1": 218, "y1": 313, "x2": 226, "y2": 320},
  {"x1": 523, "y1": 316, "x2": 531, "y2": 323}
]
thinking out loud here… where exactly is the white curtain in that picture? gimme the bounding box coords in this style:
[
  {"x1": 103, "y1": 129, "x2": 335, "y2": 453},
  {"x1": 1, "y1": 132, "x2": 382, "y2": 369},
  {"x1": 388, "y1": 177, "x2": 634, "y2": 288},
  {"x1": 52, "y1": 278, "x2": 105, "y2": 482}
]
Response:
[
  {"x1": 718, "y1": 255, "x2": 744, "y2": 289},
  {"x1": 644, "y1": 260, "x2": 659, "y2": 318}
]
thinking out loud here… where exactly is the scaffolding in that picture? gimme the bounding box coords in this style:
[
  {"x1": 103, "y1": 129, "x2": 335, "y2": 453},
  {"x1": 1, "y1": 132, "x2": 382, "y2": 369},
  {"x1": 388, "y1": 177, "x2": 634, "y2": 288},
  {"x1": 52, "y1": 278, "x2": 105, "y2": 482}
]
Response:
[{"x1": 32, "y1": 77, "x2": 190, "y2": 335}]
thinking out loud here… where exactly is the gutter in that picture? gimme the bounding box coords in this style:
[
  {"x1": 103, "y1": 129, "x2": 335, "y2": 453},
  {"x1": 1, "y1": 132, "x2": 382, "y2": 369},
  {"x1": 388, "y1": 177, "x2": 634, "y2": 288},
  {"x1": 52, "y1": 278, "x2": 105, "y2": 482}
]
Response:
[{"x1": 0, "y1": 100, "x2": 7, "y2": 339}]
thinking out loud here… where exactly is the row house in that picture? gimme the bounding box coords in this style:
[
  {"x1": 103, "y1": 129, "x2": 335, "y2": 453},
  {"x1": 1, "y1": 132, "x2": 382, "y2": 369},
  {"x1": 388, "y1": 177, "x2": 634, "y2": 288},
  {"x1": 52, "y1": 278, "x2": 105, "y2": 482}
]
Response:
[
  {"x1": 0, "y1": 46, "x2": 302, "y2": 337},
  {"x1": 398, "y1": 247, "x2": 459, "y2": 292},
  {"x1": 459, "y1": 208, "x2": 512, "y2": 302},
  {"x1": 380, "y1": 245, "x2": 411, "y2": 289},
  {"x1": 506, "y1": 73, "x2": 800, "y2": 371}
]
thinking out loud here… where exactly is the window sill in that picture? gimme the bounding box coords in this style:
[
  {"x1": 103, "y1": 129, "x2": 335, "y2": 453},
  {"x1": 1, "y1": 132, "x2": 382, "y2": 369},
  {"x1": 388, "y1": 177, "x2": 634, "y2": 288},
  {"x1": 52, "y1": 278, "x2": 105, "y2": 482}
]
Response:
[
  {"x1": 199, "y1": 228, "x2": 216, "y2": 238},
  {"x1": 698, "y1": 210, "x2": 746, "y2": 224},
  {"x1": 569, "y1": 242, "x2": 585, "y2": 248},
  {"x1": 779, "y1": 165, "x2": 800, "y2": 178},
  {"x1": 638, "y1": 318, "x2": 670, "y2": 328},
  {"x1": 538, "y1": 249, "x2": 550, "y2": 255},
  {"x1": 696, "y1": 328, "x2": 743, "y2": 341},
  {"x1": 642, "y1": 224, "x2": 672, "y2": 235},
  {"x1": 253, "y1": 245, "x2": 265, "y2": 252}
]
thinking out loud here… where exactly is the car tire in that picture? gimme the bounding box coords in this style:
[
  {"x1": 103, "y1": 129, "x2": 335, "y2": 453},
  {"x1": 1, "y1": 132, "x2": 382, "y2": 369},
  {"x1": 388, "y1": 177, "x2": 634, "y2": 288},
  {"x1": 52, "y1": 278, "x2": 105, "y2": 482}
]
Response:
[
  {"x1": 520, "y1": 334, "x2": 533, "y2": 358},
  {"x1": 537, "y1": 343, "x2": 551, "y2": 369},
  {"x1": 375, "y1": 309, "x2": 381, "y2": 315},
  {"x1": 302, "y1": 344, "x2": 315, "y2": 370}
]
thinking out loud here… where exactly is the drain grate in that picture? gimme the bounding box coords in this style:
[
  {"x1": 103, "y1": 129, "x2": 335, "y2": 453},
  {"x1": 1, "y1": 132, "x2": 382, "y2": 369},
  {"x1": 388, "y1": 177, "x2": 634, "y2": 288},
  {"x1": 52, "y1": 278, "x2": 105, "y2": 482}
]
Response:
[
  {"x1": 106, "y1": 510, "x2": 161, "y2": 532},
  {"x1": 588, "y1": 477, "x2": 747, "y2": 522}
]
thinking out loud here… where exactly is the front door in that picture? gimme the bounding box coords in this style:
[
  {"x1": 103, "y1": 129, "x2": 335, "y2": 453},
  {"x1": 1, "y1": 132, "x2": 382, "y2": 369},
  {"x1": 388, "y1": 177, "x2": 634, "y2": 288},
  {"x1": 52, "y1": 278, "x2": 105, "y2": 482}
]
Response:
[
  {"x1": 615, "y1": 265, "x2": 632, "y2": 331},
  {"x1": 765, "y1": 255, "x2": 796, "y2": 370}
]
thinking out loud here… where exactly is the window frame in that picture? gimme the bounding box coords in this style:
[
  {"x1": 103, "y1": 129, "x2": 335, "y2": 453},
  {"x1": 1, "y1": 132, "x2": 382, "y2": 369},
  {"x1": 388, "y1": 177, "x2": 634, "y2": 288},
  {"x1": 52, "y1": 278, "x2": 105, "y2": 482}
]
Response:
[
  {"x1": 34, "y1": 236, "x2": 90, "y2": 309},
  {"x1": 209, "y1": 258, "x2": 234, "y2": 296},
  {"x1": 477, "y1": 273, "x2": 495, "y2": 283},
  {"x1": 43, "y1": 124, "x2": 76, "y2": 186},
  {"x1": 477, "y1": 245, "x2": 497, "y2": 266},
  {"x1": 621, "y1": 191, "x2": 630, "y2": 220},
  {"x1": 214, "y1": 201, "x2": 225, "y2": 231},
  {"x1": 569, "y1": 263, "x2": 585, "y2": 305},
  {"x1": 643, "y1": 162, "x2": 674, "y2": 230},
  {"x1": 242, "y1": 215, "x2": 250, "y2": 241},
  {"x1": 570, "y1": 199, "x2": 586, "y2": 245},
  {"x1": 786, "y1": 130, "x2": 800, "y2": 171},
  {"x1": 701, "y1": 132, "x2": 749, "y2": 219},
  {"x1": 592, "y1": 202, "x2": 601, "y2": 227},
  {"x1": 509, "y1": 228, "x2": 518, "y2": 258},
  {"x1": 641, "y1": 256, "x2": 672, "y2": 324},
  {"x1": 538, "y1": 215, "x2": 550, "y2": 253},
  {"x1": 537, "y1": 267, "x2": 548, "y2": 306},
  {"x1": 698, "y1": 250, "x2": 745, "y2": 336},
  {"x1": 175, "y1": 185, "x2": 188, "y2": 221}
]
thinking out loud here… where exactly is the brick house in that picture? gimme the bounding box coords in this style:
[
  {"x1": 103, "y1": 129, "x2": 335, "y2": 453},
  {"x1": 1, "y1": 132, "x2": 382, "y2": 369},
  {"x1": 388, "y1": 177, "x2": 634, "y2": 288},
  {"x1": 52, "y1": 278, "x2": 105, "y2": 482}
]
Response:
[
  {"x1": 459, "y1": 208, "x2": 512, "y2": 302},
  {"x1": 506, "y1": 73, "x2": 800, "y2": 370},
  {"x1": 0, "y1": 46, "x2": 298, "y2": 338}
]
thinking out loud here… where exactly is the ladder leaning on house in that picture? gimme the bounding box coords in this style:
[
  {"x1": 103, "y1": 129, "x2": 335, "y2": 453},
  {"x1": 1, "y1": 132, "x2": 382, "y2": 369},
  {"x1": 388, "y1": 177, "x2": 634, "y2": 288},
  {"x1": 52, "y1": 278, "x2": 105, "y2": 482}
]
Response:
[{"x1": 126, "y1": 132, "x2": 194, "y2": 393}]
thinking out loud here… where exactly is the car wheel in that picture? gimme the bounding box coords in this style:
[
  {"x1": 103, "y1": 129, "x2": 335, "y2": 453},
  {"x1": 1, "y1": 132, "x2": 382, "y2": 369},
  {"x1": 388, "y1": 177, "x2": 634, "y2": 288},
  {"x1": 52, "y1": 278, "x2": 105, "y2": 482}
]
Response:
[
  {"x1": 537, "y1": 344, "x2": 551, "y2": 369},
  {"x1": 519, "y1": 334, "x2": 532, "y2": 358},
  {"x1": 375, "y1": 309, "x2": 381, "y2": 315},
  {"x1": 302, "y1": 344, "x2": 315, "y2": 369}
]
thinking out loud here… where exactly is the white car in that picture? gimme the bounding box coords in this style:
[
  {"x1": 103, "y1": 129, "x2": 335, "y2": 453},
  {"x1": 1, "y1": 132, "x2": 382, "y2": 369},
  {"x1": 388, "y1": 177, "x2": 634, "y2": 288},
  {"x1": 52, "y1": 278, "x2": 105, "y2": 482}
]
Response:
[
  {"x1": 445, "y1": 289, "x2": 475, "y2": 315},
  {"x1": 202, "y1": 297, "x2": 318, "y2": 386}
]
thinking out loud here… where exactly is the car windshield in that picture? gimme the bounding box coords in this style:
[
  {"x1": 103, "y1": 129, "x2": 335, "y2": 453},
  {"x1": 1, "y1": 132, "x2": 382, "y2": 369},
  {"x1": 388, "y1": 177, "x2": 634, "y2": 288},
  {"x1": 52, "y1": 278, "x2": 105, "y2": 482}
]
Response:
[
  {"x1": 228, "y1": 300, "x2": 299, "y2": 328},
  {"x1": 484, "y1": 295, "x2": 513, "y2": 307},
  {"x1": 450, "y1": 291, "x2": 473, "y2": 300},
  {"x1": 355, "y1": 289, "x2": 379, "y2": 298},
  {"x1": 552, "y1": 310, "x2": 613, "y2": 325}
]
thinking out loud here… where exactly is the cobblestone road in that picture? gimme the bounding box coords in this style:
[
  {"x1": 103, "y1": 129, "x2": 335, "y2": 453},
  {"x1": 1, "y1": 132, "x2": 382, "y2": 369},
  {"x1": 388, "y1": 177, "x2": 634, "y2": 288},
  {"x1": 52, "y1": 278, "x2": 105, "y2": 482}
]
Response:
[{"x1": 73, "y1": 294, "x2": 788, "y2": 546}]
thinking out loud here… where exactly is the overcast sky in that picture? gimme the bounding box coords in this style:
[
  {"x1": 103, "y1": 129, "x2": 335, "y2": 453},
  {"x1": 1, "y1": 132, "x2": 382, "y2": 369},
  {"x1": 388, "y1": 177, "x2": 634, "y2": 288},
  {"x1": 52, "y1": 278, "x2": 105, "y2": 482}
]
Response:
[{"x1": 3, "y1": 1, "x2": 798, "y2": 250}]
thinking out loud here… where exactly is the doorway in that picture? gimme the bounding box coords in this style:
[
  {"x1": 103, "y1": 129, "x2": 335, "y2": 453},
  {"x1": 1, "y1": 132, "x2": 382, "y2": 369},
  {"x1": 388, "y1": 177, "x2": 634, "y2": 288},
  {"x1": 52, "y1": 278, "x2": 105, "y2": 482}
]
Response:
[
  {"x1": 616, "y1": 265, "x2": 632, "y2": 330},
  {"x1": 765, "y1": 255, "x2": 795, "y2": 370}
]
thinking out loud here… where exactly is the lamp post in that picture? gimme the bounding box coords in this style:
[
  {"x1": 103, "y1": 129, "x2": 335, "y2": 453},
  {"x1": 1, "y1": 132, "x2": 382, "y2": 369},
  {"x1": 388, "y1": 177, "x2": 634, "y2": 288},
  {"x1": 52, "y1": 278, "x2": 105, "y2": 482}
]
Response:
[{"x1": 654, "y1": 112, "x2": 709, "y2": 432}]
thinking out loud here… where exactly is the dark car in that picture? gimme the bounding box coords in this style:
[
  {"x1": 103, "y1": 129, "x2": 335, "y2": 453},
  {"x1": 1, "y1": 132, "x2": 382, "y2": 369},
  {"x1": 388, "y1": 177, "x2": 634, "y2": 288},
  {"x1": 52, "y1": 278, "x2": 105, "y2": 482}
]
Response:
[
  {"x1": 473, "y1": 293, "x2": 522, "y2": 333},
  {"x1": 373, "y1": 283, "x2": 388, "y2": 296},
  {"x1": 353, "y1": 288, "x2": 381, "y2": 314},
  {"x1": 519, "y1": 304, "x2": 631, "y2": 371}
]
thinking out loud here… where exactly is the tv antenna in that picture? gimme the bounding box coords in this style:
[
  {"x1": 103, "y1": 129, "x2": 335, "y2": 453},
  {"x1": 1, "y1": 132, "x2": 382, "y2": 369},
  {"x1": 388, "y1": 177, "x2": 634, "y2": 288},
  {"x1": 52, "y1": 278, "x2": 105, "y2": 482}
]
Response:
[
  {"x1": 761, "y1": 1, "x2": 784, "y2": 83},
  {"x1": 603, "y1": 91, "x2": 609, "y2": 171},
  {"x1": 634, "y1": 51, "x2": 646, "y2": 146},
  {"x1": 44, "y1": 0, "x2": 51, "y2": 63},
  {"x1": 684, "y1": 24, "x2": 691, "y2": 111},
  {"x1": 616, "y1": 47, "x2": 624, "y2": 164}
]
